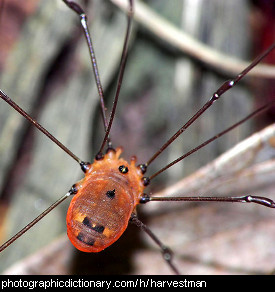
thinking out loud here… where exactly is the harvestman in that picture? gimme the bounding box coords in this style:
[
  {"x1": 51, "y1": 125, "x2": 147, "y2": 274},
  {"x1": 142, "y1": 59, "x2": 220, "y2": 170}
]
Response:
[{"x1": 0, "y1": 0, "x2": 275, "y2": 274}]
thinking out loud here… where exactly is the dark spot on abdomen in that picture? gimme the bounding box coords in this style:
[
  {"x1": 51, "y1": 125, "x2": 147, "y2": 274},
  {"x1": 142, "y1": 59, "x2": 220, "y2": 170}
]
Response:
[
  {"x1": 82, "y1": 216, "x2": 105, "y2": 234},
  {"x1": 77, "y1": 232, "x2": 95, "y2": 246}
]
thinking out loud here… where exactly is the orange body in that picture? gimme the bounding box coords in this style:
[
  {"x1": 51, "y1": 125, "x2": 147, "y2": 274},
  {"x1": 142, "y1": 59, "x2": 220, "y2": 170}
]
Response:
[{"x1": 66, "y1": 148, "x2": 145, "y2": 252}]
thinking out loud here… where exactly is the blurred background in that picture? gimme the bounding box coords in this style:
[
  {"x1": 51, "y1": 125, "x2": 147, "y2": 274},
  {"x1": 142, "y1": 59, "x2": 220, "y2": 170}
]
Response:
[{"x1": 0, "y1": 0, "x2": 274, "y2": 274}]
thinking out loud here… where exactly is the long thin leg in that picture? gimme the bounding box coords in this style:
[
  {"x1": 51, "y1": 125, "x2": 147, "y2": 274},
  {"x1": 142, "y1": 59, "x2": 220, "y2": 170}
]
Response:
[
  {"x1": 145, "y1": 42, "x2": 275, "y2": 167},
  {"x1": 97, "y1": 0, "x2": 133, "y2": 157},
  {"x1": 63, "y1": 0, "x2": 133, "y2": 157},
  {"x1": 63, "y1": 0, "x2": 111, "y2": 147},
  {"x1": 138, "y1": 100, "x2": 274, "y2": 184},
  {"x1": 0, "y1": 90, "x2": 83, "y2": 165},
  {"x1": 130, "y1": 213, "x2": 180, "y2": 275},
  {"x1": 0, "y1": 190, "x2": 74, "y2": 252},
  {"x1": 140, "y1": 194, "x2": 275, "y2": 208},
  {"x1": 148, "y1": 100, "x2": 275, "y2": 180}
]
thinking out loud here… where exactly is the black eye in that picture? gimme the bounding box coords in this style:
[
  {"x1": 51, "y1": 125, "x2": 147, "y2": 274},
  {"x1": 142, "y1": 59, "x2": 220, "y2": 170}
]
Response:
[
  {"x1": 118, "y1": 165, "x2": 128, "y2": 174},
  {"x1": 106, "y1": 189, "x2": 116, "y2": 199}
]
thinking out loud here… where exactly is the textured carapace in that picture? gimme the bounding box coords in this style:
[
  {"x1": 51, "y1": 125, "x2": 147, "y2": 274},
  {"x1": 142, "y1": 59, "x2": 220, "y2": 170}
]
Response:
[{"x1": 66, "y1": 147, "x2": 145, "y2": 252}]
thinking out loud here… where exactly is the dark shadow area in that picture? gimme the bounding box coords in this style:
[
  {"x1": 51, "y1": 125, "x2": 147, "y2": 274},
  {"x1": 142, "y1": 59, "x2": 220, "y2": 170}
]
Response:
[{"x1": 70, "y1": 223, "x2": 146, "y2": 275}]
